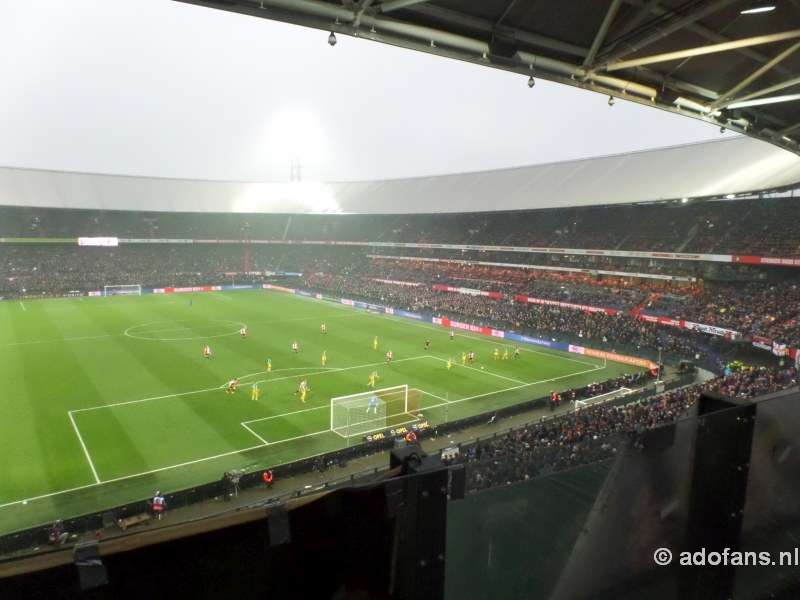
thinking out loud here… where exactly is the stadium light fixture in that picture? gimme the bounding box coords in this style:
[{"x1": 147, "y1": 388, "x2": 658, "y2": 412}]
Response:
[
  {"x1": 608, "y1": 96, "x2": 615, "y2": 106},
  {"x1": 741, "y1": 2, "x2": 776, "y2": 14},
  {"x1": 328, "y1": 32, "x2": 337, "y2": 46},
  {"x1": 527, "y1": 75, "x2": 535, "y2": 88}
]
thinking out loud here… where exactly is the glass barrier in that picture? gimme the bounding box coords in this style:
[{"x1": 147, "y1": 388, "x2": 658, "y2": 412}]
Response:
[{"x1": 445, "y1": 387, "x2": 800, "y2": 600}]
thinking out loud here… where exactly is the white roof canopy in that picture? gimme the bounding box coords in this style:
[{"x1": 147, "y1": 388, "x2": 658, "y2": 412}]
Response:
[{"x1": 1, "y1": 137, "x2": 798, "y2": 215}]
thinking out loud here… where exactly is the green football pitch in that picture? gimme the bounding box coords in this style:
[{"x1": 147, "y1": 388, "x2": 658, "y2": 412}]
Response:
[{"x1": 0, "y1": 289, "x2": 633, "y2": 533}]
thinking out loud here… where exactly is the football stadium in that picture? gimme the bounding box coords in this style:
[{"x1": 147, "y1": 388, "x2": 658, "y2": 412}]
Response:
[{"x1": 2, "y1": 2, "x2": 800, "y2": 600}]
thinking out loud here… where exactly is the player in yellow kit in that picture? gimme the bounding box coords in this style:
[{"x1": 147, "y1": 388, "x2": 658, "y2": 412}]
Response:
[
  {"x1": 267, "y1": 357, "x2": 272, "y2": 372},
  {"x1": 503, "y1": 349, "x2": 509, "y2": 360},
  {"x1": 321, "y1": 350, "x2": 327, "y2": 366},
  {"x1": 368, "y1": 371, "x2": 379, "y2": 388},
  {"x1": 297, "y1": 379, "x2": 308, "y2": 403},
  {"x1": 461, "y1": 352, "x2": 467, "y2": 366},
  {"x1": 251, "y1": 382, "x2": 260, "y2": 401},
  {"x1": 373, "y1": 336, "x2": 378, "y2": 351},
  {"x1": 447, "y1": 357, "x2": 453, "y2": 370},
  {"x1": 494, "y1": 348, "x2": 500, "y2": 361}
]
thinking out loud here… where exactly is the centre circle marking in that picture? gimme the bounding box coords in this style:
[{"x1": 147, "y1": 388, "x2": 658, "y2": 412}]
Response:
[{"x1": 124, "y1": 320, "x2": 245, "y2": 341}]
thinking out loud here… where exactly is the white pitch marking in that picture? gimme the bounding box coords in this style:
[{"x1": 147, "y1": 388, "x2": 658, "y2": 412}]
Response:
[
  {"x1": 422, "y1": 364, "x2": 602, "y2": 412},
  {"x1": 19, "y1": 301, "x2": 26, "y2": 312},
  {"x1": 372, "y1": 311, "x2": 602, "y2": 368},
  {"x1": 72, "y1": 355, "x2": 431, "y2": 413},
  {"x1": 68, "y1": 411, "x2": 100, "y2": 484},
  {"x1": 241, "y1": 422, "x2": 269, "y2": 445},
  {"x1": 427, "y1": 355, "x2": 527, "y2": 385},
  {"x1": 243, "y1": 404, "x2": 326, "y2": 426},
  {"x1": 3, "y1": 360, "x2": 610, "y2": 511}
]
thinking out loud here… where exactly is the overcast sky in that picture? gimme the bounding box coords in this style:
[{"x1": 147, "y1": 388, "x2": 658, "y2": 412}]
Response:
[{"x1": 0, "y1": 0, "x2": 729, "y2": 183}]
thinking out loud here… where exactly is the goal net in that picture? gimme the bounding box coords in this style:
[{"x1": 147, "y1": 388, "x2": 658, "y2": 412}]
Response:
[
  {"x1": 104, "y1": 284, "x2": 142, "y2": 297},
  {"x1": 330, "y1": 384, "x2": 421, "y2": 438},
  {"x1": 574, "y1": 387, "x2": 633, "y2": 410}
]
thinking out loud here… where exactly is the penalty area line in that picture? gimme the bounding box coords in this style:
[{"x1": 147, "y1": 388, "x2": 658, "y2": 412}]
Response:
[
  {"x1": 422, "y1": 364, "x2": 604, "y2": 413},
  {"x1": 68, "y1": 411, "x2": 101, "y2": 484},
  {"x1": 427, "y1": 355, "x2": 527, "y2": 385},
  {"x1": 241, "y1": 422, "x2": 269, "y2": 445},
  {"x1": 0, "y1": 426, "x2": 332, "y2": 511}
]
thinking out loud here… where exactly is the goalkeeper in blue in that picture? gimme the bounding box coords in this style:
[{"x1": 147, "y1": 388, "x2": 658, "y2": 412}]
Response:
[{"x1": 366, "y1": 395, "x2": 379, "y2": 414}]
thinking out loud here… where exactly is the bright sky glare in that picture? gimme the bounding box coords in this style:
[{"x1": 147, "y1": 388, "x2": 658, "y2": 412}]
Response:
[{"x1": 0, "y1": 0, "x2": 729, "y2": 183}]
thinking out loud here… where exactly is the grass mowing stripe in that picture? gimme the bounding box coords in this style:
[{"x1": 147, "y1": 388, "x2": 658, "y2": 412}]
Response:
[
  {"x1": 71, "y1": 355, "x2": 430, "y2": 413},
  {"x1": 0, "y1": 289, "x2": 635, "y2": 532}
]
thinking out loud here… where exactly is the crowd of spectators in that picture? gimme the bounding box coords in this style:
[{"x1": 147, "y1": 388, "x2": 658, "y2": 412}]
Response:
[
  {"x1": 641, "y1": 280, "x2": 800, "y2": 346},
  {"x1": 448, "y1": 363, "x2": 797, "y2": 493},
  {"x1": 301, "y1": 273, "x2": 721, "y2": 369},
  {"x1": 2, "y1": 235, "x2": 796, "y2": 353},
  {"x1": 3, "y1": 196, "x2": 800, "y2": 256},
  {"x1": 2, "y1": 200, "x2": 798, "y2": 348}
]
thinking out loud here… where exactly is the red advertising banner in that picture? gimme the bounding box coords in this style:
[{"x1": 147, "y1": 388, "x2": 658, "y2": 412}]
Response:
[
  {"x1": 583, "y1": 348, "x2": 658, "y2": 369},
  {"x1": 733, "y1": 255, "x2": 800, "y2": 267}
]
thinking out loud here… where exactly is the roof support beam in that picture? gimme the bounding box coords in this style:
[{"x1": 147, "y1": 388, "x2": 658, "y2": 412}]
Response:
[
  {"x1": 596, "y1": 0, "x2": 739, "y2": 67},
  {"x1": 352, "y1": 0, "x2": 375, "y2": 29},
  {"x1": 778, "y1": 122, "x2": 800, "y2": 136},
  {"x1": 613, "y1": 0, "x2": 665, "y2": 40},
  {"x1": 403, "y1": 3, "x2": 587, "y2": 58},
  {"x1": 605, "y1": 29, "x2": 800, "y2": 71},
  {"x1": 724, "y1": 79, "x2": 800, "y2": 108},
  {"x1": 620, "y1": 0, "x2": 799, "y2": 81},
  {"x1": 582, "y1": 0, "x2": 623, "y2": 71},
  {"x1": 711, "y1": 41, "x2": 800, "y2": 108},
  {"x1": 379, "y1": 0, "x2": 431, "y2": 13}
]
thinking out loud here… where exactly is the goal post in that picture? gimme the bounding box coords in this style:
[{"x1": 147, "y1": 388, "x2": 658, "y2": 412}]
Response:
[
  {"x1": 104, "y1": 284, "x2": 142, "y2": 297},
  {"x1": 330, "y1": 384, "x2": 421, "y2": 438},
  {"x1": 574, "y1": 387, "x2": 633, "y2": 409}
]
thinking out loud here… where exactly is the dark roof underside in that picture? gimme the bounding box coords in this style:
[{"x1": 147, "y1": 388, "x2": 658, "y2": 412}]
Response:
[{"x1": 174, "y1": 0, "x2": 800, "y2": 156}]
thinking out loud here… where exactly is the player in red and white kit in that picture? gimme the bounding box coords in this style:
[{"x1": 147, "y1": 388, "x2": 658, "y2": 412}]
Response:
[
  {"x1": 386, "y1": 350, "x2": 393, "y2": 363},
  {"x1": 321, "y1": 323, "x2": 326, "y2": 335},
  {"x1": 292, "y1": 341, "x2": 298, "y2": 354},
  {"x1": 203, "y1": 345, "x2": 211, "y2": 359},
  {"x1": 226, "y1": 378, "x2": 238, "y2": 394},
  {"x1": 240, "y1": 326, "x2": 246, "y2": 339}
]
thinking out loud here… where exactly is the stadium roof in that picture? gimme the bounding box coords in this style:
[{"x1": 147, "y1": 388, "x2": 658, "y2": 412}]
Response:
[
  {"x1": 3, "y1": 1, "x2": 800, "y2": 214},
  {"x1": 1, "y1": 136, "x2": 798, "y2": 214},
  {"x1": 175, "y1": 0, "x2": 800, "y2": 157}
]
